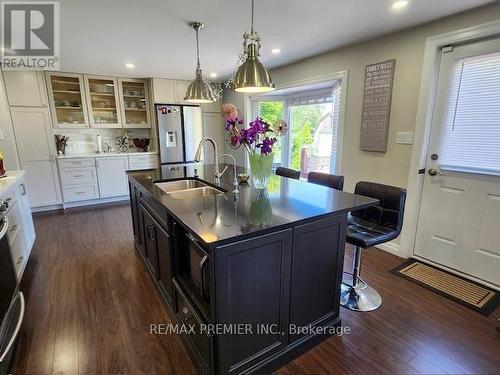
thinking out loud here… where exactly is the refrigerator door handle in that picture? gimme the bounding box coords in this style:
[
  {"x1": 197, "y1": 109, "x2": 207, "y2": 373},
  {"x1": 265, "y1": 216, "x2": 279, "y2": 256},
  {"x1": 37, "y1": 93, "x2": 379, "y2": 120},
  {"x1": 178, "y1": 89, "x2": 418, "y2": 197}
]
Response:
[{"x1": 0, "y1": 292, "x2": 25, "y2": 362}]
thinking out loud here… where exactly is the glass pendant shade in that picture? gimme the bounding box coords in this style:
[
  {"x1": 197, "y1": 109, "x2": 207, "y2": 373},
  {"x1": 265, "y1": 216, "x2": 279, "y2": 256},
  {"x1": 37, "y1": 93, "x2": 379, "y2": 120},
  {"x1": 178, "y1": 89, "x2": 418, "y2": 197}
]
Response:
[
  {"x1": 185, "y1": 22, "x2": 215, "y2": 103},
  {"x1": 234, "y1": 44, "x2": 275, "y2": 93}
]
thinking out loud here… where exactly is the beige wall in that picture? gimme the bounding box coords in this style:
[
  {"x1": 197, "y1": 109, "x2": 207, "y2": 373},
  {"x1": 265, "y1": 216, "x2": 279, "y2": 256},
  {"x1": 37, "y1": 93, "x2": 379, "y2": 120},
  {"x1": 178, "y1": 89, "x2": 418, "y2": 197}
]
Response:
[{"x1": 269, "y1": 2, "x2": 500, "y2": 192}]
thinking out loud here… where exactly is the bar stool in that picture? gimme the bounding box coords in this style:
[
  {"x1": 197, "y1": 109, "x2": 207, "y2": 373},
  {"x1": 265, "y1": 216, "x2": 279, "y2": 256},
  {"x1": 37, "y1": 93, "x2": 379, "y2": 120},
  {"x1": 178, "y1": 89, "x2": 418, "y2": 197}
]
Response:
[
  {"x1": 307, "y1": 172, "x2": 344, "y2": 191},
  {"x1": 276, "y1": 167, "x2": 300, "y2": 180},
  {"x1": 341, "y1": 181, "x2": 406, "y2": 312}
]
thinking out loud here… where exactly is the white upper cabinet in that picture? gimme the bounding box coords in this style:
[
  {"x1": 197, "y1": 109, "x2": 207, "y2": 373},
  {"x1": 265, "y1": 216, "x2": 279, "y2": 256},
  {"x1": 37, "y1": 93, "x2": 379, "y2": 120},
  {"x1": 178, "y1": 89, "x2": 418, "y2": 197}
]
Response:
[
  {"x1": 45, "y1": 72, "x2": 89, "y2": 128},
  {"x1": 96, "y1": 156, "x2": 129, "y2": 197},
  {"x1": 2, "y1": 71, "x2": 47, "y2": 107},
  {"x1": 152, "y1": 78, "x2": 177, "y2": 103},
  {"x1": 118, "y1": 78, "x2": 152, "y2": 128},
  {"x1": 151, "y1": 78, "x2": 200, "y2": 104},
  {"x1": 175, "y1": 80, "x2": 191, "y2": 104},
  {"x1": 84, "y1": 75, "x2": 122, "y2": 128}
]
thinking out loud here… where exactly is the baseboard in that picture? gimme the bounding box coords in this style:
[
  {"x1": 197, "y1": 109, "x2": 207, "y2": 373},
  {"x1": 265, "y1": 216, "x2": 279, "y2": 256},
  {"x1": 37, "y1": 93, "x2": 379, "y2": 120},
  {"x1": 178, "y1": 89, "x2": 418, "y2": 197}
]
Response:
[
  {"x1": 375, "y1": 241, "x2": 405, "y2": 258},
  {"x1": 31, "y1": 204, "x2": 63, "y2": 213},
  {"x1": 63, "y1": 195, "x2": 129, "y2": 209},
  {"x1": 31, "y1": 196, "x2": 129, "y2": 212}
]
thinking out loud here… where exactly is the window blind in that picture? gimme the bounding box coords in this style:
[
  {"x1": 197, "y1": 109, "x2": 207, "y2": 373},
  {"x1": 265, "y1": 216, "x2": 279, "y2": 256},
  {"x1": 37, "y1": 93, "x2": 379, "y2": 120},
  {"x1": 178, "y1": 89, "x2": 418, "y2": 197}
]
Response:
[
  {"x1": 286, "y1": 88, "x2": 333, "y2": 106},
  {"x1": 439, "y1": 50, "x2": 500, "y2": 175}
]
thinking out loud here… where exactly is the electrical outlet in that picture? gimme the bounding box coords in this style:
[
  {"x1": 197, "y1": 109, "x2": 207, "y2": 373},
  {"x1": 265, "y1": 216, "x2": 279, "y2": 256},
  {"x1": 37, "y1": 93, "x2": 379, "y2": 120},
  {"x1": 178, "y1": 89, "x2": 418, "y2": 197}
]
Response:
[
  {"x1": 0, "y1": 130, "x2": 4, "y2": 140},
  {"x1": 396, "y1": 131, "x2": 413, "y2": 144}
]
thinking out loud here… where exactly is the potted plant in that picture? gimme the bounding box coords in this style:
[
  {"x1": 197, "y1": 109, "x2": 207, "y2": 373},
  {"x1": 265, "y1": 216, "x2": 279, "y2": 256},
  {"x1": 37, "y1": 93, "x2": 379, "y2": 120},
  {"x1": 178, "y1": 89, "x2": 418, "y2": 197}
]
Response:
[{"x1": 222, "y1": 103, "x2": 287, "y2": 189}]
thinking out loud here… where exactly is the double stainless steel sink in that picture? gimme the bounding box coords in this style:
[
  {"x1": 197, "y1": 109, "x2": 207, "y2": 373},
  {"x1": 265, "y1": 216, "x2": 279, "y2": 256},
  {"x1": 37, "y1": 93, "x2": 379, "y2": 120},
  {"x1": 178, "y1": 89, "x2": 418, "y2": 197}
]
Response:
[{"x1": 155, "y1": 179, "x2": 224, "y2": 200}]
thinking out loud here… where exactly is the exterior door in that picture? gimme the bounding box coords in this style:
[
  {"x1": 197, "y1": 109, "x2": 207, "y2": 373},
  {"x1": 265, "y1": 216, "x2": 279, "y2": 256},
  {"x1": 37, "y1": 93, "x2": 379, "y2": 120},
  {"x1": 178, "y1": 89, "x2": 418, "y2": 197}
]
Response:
[
  {"x1": 415, "y1": 38, "x2": 500, "y2": 286},
  {"x1": 10, "y1": 107, "x2": 61, "y2": 207}
]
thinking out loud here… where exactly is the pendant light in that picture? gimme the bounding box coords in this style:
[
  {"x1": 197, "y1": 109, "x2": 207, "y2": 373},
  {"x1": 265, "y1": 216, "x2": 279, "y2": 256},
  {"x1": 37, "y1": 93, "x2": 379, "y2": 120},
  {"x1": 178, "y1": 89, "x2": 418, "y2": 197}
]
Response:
[
  {"x1": 233, "y1": 0, "x2": 275, "y2": 93},
  {"x1": 185, "y1": 22, "x2": 215, "y2": 103}
]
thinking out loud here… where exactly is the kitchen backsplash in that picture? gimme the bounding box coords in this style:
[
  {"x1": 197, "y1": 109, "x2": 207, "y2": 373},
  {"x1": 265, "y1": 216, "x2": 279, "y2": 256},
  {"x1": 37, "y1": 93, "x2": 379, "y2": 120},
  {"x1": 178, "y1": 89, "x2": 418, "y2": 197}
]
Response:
[{"x1": 53, "y1": 128, "x2": 151, "y2": 155}]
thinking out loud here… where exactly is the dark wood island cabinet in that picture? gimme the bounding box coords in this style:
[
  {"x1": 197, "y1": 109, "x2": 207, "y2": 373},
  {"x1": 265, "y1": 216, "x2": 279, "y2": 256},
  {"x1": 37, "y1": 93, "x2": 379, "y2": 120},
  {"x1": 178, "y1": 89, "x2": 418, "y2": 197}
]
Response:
[{"x1": 128, "y1": 165, "x2": 377, "y2": 374}]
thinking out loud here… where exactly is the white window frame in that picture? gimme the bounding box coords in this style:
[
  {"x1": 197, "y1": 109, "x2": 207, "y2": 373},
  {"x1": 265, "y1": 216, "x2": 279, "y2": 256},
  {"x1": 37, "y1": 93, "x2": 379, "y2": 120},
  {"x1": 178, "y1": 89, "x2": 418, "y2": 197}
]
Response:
[{"x1": 250, "y1": 71, "x2": 348, "y2": 176}]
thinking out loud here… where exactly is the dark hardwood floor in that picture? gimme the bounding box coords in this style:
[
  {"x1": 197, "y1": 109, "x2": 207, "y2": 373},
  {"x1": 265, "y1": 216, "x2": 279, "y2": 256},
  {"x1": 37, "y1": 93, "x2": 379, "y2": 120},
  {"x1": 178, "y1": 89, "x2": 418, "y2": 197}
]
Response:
[{"x1": 11, "y1": 204, "x2": 500, "y2": 374}]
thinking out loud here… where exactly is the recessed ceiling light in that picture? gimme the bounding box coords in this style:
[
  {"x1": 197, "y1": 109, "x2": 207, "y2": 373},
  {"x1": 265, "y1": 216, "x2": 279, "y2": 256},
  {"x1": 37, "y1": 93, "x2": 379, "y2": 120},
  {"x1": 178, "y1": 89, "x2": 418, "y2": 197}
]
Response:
[
  {"x1": 209, "y1": 72, "x2": 218, "y2": 78},
  {"x1": 392, "y1": 0, "x2": 408, "y2": 9},
  {"x1": 271, "y1": 48, "x2": 281, "y2": 54},
  {"x1": 125, "y1": 63, "x2": 135, "y2": 69}
]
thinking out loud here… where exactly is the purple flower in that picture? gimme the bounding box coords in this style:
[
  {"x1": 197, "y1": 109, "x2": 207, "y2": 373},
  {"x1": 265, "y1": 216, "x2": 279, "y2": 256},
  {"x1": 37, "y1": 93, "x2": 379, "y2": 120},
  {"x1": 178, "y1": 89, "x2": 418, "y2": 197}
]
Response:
[
  {"x1": 258, "y1": 137, "x2": 276, "y2": 155},
  {"x1": 250, "y1": 117, "x2": 271, "y2": 134},
  {"x1": 230, "y1": 134, "x2": 240, "y2": 146}
]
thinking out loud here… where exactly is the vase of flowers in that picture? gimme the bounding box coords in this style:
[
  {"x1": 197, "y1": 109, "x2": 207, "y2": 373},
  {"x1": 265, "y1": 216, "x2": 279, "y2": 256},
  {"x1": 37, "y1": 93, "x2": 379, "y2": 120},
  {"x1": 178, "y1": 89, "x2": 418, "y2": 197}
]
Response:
[{"x1": 222, "y1": 103, "x2": 287, "y2": 189}]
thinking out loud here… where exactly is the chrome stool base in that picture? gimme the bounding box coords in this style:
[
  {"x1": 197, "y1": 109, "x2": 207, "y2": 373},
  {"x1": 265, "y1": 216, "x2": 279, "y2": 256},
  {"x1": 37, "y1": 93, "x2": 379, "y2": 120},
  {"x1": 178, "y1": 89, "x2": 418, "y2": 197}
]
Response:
[
  {"x1": 340, "y1": 274, "x2": 382, "y2": 312},
  {"x1": 340, "y1": 245, "x2": 382, "y2": 312}
]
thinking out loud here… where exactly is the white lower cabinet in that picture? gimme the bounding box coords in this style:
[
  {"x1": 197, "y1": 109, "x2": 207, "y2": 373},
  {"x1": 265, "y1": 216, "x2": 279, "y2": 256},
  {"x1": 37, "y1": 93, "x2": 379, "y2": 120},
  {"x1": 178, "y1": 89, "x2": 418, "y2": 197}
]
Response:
[
  {"x1": 128, "y1": 154, "x2": 158, "y2": 170},
  {"x1": 96, "y1": 156, "x2": 129, "y2": 197},
  {"x1": 1, "y1": 174, "x2": 36, "y2": 279}
]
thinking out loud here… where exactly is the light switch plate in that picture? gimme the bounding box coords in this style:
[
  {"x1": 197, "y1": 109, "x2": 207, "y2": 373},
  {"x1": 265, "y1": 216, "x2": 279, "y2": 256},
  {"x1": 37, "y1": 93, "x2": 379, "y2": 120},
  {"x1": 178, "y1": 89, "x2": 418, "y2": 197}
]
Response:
[{"x1": 396, "y1": 131, "x2": 413, "y2": 144}]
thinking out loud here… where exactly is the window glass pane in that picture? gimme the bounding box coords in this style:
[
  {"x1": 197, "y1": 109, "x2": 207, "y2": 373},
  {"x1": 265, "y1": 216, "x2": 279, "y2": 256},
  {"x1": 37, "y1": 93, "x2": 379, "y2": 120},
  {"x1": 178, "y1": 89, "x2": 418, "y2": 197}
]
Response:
[
  {"x1": 440, "y1": 51, "x2": 500, "y2": 175},
  {"x1": 289, "y1": 102, "x2": 334, "y2": 176},
  {"x1": 258, "y1": 101, "x2": 283, "y2": 164}
]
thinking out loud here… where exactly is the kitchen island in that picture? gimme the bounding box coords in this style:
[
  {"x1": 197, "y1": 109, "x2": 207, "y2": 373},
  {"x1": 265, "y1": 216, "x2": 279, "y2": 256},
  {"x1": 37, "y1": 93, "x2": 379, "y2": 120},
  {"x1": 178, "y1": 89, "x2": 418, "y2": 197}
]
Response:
[{"x1": 127, "y1": 164, "x2": 377, "y2": 374}]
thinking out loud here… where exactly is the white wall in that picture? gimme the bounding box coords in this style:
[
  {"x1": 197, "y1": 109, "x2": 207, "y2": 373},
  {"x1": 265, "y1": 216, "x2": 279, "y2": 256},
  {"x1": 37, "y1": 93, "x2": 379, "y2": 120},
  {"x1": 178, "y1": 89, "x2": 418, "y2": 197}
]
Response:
[
  {"x1": 0, "y1": 71, "x2": 20, "y2": 170},
  {"x1": 269, "y1": 3, "x2": 500, "y2": 193}
]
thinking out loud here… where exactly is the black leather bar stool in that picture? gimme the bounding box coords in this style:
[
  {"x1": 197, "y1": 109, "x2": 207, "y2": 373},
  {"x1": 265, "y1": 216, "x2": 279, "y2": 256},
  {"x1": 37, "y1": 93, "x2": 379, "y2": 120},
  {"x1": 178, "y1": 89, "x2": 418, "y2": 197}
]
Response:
[
  {"x1": 276, "y1": 167, "x2": 300, "y2": 180},
  {"x1": 307, "y1": 172, "x2": 344, "y2": 191},
  {"x1": 341, "y1": 181, "x2": 406, "y2": 312}
]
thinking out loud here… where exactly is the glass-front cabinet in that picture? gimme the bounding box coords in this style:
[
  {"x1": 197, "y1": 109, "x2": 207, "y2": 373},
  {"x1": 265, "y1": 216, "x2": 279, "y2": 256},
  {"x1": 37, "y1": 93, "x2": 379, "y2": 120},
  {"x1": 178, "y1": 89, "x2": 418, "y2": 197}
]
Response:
[
  {"x1": 84, "y1": 75, "x2": 122, "y2": 128},
  {"x1": 45, "y1": 72, "x2": 89, "y2": 128},
  {"x1": 118, "y1": 78, "x2": 151, "y2": 128}
]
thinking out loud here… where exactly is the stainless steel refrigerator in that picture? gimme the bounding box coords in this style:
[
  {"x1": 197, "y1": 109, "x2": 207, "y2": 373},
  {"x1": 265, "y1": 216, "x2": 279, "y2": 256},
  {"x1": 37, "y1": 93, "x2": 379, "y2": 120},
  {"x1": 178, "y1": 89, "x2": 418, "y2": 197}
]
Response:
[{"x1": 156, "y1": 104, "x2": 203, "y2": 165}]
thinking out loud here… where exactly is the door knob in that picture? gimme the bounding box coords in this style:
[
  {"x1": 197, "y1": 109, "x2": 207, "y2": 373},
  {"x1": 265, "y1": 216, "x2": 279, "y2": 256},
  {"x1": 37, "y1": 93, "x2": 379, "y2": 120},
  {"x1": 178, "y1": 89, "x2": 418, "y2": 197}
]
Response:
[{"x1": 428, "y1": 168, "x2": 442, "y2": 176}]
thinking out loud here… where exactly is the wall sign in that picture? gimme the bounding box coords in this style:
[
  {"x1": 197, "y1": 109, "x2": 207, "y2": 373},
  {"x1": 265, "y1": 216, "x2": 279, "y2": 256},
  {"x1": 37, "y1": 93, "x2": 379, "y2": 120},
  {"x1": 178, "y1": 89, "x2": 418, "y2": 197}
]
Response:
[{"x1": 360, "y1": 59, "x2": 396, "y2": 152}]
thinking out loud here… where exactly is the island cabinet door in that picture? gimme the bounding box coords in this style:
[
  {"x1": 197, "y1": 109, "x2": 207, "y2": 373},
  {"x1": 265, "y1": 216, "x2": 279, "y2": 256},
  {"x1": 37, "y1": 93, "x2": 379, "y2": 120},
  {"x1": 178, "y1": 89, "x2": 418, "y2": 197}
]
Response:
[
  {"x1": 214, "y1": 229, "x2": 292, "y2": 374},
  {"x1": 289, "y1": 214, "x2": 347, "y2": 344},
  {"x1": 140, "y1": 204, "x2": 159, "y2": 278},
  {"x1": 155, "y1": 221, "x2": 173, "y2": 305}
]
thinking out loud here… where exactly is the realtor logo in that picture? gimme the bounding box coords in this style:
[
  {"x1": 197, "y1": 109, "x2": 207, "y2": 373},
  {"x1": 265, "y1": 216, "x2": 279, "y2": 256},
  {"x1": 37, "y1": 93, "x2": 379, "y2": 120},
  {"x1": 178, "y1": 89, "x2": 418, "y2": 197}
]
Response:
[{"x1": 1, "y1": 1, "x2": 59, "y2": 69}]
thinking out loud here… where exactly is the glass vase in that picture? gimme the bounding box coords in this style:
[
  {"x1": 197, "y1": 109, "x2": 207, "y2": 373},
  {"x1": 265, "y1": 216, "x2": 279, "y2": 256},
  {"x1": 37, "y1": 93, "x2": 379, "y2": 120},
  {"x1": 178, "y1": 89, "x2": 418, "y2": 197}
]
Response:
[{"x1": 249, "y1": 153, "x2": 274, "y2": 189}]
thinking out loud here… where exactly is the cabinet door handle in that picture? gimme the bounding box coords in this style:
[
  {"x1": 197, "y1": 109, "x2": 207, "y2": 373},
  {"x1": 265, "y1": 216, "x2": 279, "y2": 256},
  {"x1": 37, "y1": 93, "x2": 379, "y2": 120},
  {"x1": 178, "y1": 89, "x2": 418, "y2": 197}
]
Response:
[
  {"x1": 0, "y1": 293, "x2": 25, "y2": 362},
  {"x1": 20, "y1": 183, "x2": 27, "y2": 196}
]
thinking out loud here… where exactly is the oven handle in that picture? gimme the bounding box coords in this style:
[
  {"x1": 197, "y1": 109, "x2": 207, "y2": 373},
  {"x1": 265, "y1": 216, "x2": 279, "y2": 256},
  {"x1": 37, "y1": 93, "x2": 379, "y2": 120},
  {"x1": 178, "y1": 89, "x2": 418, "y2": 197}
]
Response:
[
  {"x1": 200, "y1": 255, "x2": 209, "y2": 300},
  {"x1": 0, "y1": 216, "x2": 9, "y2": 240},
  {"x1": 0, "y1": 292, "x2": 25, "y2": 362}
]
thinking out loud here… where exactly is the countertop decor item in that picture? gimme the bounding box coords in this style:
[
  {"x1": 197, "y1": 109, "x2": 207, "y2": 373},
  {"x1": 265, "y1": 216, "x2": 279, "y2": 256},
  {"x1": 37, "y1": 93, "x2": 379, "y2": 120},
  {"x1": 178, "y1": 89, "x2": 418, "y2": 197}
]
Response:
[
  {"x1": 222, "y1": 103, "x2": 286, "y2": 189},
  {"x1": 115, "y1": 134, "x2": 130, "y2": 152},
  {"x1": 232, "y1": 0, "x2": 275, "y2": 93},
  {"x1": 132, "y1": 138, "x2": 150, "y2": 152},
  {"x1": 237, "y1": 173, "x2": 250, "y2": 183},
  {"x1": 184, "y1": 22, "x2": 215, "y2": 103},
  {"x1": 54, "y1": 135, "x2": 69, "y2": 155}
]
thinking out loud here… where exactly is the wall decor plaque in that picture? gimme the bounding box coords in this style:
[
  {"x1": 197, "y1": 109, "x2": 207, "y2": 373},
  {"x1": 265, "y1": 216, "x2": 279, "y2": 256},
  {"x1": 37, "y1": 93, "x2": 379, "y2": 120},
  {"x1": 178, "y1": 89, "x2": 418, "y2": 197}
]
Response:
[{"x1": 360, "y1": 59, "x2": 396, "y2": 152}]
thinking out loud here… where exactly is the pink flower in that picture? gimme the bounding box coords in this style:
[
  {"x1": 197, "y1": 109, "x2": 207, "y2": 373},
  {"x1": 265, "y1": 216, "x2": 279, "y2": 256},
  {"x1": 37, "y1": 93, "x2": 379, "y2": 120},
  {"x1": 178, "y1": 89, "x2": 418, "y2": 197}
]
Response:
[{"x1": 221, "y1": 103, "x2": 238, "y2": 120}]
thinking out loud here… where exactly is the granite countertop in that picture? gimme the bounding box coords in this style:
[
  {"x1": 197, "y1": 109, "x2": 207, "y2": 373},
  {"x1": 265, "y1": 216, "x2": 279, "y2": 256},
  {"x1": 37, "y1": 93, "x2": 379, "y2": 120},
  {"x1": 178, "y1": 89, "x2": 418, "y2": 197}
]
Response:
[
  {"x1": 128, "y1": 164, "x2": 379, "y2": 246},
  {"x1": 57, "y1": 151, "x2": 158, "y2": 159},
  {"x1": 0, "y1": 170, "x2": 25, "y2": 195}
]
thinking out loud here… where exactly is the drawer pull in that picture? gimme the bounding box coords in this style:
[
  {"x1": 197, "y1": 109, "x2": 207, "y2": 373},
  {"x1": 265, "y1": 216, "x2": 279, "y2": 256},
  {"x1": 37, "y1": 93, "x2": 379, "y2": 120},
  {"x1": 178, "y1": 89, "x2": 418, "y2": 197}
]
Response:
[
  {"x1": 75, "y1": 191, "x2": 86, "y2": 195},
  {"x1": 9, "y1": 224, "x2": 18, "y2": 232},
  {"x1": 16, "y1": 256, "x2": 24, "y2": 265},
  {"x1": 73, "y1": 174, "x2": 84, "y2": 178},
  {"x1": 72, "y1": 161, "x2": 82, "y2": 165}
]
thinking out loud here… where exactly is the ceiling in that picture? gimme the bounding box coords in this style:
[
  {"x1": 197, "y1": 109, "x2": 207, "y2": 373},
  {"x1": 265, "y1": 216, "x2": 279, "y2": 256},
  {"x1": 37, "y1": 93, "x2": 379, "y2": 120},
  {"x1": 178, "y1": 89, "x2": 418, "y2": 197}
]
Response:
[{"x1": 59, "y1": 0, "x2": 495, "y2": 80}]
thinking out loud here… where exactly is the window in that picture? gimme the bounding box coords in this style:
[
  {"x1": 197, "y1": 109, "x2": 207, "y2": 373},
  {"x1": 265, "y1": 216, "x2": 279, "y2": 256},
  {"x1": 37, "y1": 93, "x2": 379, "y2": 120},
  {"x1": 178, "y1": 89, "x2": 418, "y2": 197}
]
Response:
[
  {"x1": 254, "y1": 82, "x2": 342, "y2": 176},
  {"x1": 440, "y1": 50, "x2": 500, "y2": 175}
]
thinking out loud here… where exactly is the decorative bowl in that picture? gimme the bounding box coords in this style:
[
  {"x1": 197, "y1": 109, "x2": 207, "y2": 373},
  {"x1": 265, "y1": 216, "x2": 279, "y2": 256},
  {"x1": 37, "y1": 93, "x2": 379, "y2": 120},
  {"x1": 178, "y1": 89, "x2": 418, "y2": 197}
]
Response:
[
  {"x1": 132, "y1": 138, "x2": 150, "y2": 152},
  {"x1": 237, "y1": 173, "x2": 250, "y2": 183}
]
